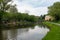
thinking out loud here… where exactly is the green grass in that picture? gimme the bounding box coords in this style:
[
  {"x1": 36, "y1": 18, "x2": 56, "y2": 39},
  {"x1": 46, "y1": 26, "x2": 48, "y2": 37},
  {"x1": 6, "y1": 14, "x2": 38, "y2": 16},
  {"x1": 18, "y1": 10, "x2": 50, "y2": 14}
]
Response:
[
  {"x1": 43, "y1": 22, "x2": 60, "y2": 40},
  {"x1": 57, "y1": 21, "x2": 60, "y2": 24},
  {"x1": 54, "y1": 21, "x2": 60, "y2": 24}
]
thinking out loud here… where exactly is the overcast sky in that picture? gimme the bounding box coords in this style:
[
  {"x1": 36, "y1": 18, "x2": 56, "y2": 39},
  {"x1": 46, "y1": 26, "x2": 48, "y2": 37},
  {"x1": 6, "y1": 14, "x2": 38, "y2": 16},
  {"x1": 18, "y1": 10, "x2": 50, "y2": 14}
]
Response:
[{"x1": 12, "y1": 0, "x2": 60, "y2": 16}]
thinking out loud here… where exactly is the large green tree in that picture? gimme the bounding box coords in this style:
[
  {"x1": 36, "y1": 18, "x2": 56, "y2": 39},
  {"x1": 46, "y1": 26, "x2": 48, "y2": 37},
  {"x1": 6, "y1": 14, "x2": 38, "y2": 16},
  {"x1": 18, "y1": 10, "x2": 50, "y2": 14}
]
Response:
[
  {"x1": 0, "y1": 0, "x2": 12, "y2": 12},
  {"x1": 0, "y1": 0, "x2": 12, "y2": 23},
  {"x1": 48, "y1": 2, "x2": 60, "y2": 21},
  {"x1": 8, "y1": 5, "x2": 18, "y2": 13}
]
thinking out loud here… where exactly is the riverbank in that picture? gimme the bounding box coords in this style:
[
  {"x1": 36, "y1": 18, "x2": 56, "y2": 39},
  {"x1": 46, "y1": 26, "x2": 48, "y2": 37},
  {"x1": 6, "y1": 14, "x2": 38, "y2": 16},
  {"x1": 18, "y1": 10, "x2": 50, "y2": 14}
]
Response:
[
  {"x1": 0, "y1": 21, "x2": 37, "y2": 30},
  {"x1": 42, "y1": 22, "x2": 60, "y2": 40}
]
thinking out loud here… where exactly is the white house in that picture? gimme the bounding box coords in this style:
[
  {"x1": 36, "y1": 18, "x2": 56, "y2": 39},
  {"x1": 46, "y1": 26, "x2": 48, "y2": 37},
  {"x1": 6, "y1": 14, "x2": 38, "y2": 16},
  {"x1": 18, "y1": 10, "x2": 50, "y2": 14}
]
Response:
[{"x1": 45, "y1": 15, "x2": 54, "y2": 21}]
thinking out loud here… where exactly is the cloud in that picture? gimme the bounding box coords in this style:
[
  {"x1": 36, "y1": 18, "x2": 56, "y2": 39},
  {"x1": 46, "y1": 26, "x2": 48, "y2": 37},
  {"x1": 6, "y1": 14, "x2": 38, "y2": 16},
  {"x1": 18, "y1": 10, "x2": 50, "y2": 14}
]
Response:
[
  {"x1": 16, "y1": 0, "x2": 60, "y2": 7},
  {"x1": 29, "y1": 7, "x2": 48, "y2": 16},
  {"x1": 12, "y1": 0, "x2": 60, "y2": 16}
]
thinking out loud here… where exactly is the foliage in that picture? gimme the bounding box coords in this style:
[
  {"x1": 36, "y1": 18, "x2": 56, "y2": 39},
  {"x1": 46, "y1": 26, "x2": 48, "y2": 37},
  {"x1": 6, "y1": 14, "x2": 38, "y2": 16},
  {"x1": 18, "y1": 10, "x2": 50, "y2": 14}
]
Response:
[
  {"x1": 8, "y1": 5, "x2": 18, "y2": 13},
  {"x1": 2, "y1": 12, "x2": 39, "y2": 22},
  {"x1": 0, "y1": 0, "x2": 12, "y2": 23},
  {"x1": 0, "y1": 0, "x2": 40, "y2": 25},
  {"x1": 39, "y1": 15, "x2": 46, "y2": 21},
  {"x1": 0, "y1": 0, "x2": 12, "y2": 12},
  {"x1": 48, "y1": 2, "x2": 60, "y2": 21}
]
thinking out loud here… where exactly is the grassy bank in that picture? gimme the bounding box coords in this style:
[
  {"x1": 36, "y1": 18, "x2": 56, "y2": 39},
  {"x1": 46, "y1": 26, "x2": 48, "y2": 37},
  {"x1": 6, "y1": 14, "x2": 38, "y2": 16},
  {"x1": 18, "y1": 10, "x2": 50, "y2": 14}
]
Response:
[
  {"x1": 43, "y1": 22, "x2": 60, "y2": 40},
  {"x1": 57, "y1": 21, "x2": 60, "y2": 24}
]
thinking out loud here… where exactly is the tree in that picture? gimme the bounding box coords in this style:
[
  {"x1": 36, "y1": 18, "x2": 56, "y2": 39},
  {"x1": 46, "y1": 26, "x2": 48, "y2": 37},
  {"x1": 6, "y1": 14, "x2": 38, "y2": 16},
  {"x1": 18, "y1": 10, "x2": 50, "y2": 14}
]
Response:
[
  {"x1": 8, "y1": 4, "x2": 18, "y2": 13},
  {"x1": 0, "y1": 0, "x2": 12, "y2": 12},
  {"x1": 48, "y1": 2, "x2": 60, "y2": 21},
  {"x1": 0, "y1": 0, "x2": 12, "y2": 23}
]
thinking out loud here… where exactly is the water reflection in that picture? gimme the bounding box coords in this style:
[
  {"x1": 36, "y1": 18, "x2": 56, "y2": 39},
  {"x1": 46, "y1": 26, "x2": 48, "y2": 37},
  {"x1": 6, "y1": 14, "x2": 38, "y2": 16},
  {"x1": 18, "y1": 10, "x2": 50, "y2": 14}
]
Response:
[
  {"x1": 2, "y1": 29, "x2": 17, "y2": 40},
  {"x1": 0, "y1": 29, "x2": 3, "y2": 40},
  {"x1": 2, "y1": 25, "x2": 49, "y2": 40}
]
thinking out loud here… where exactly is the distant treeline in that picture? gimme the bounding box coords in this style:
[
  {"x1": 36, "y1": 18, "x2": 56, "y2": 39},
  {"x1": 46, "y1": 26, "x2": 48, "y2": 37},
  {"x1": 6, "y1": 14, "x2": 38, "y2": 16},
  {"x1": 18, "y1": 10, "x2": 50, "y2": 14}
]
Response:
[
  {"x1": 0, "y1": 0, "x2": 44, "y2": 25},
  {"x1": 1, "y1": 12, "x2": 39, "y2": 23}
]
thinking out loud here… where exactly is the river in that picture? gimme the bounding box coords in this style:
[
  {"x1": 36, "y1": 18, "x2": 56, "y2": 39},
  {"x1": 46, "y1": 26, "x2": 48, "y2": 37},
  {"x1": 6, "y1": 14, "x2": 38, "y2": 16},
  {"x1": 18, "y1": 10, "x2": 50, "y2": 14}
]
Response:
[{"x1": 1, "y1": 25, "x2": 49, "y2": 40}]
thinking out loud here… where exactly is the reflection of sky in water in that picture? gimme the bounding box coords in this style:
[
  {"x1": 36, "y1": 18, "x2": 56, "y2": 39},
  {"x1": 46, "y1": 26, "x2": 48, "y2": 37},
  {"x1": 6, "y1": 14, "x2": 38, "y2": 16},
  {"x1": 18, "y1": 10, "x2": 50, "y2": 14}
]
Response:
[
  {"x1": 17, "y1": 26, "x2": 49, "y2": 40},
  {"x1": 2, "y1": 25, "x2": 49, "y2": 40}
]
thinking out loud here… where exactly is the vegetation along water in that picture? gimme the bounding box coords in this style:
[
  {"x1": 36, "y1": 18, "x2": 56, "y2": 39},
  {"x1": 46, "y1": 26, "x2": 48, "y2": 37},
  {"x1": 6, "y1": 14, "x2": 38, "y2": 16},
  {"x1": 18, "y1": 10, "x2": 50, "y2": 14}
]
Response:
[{"x1": 0, "y1": 0, "x2": 60, "y2": 40}]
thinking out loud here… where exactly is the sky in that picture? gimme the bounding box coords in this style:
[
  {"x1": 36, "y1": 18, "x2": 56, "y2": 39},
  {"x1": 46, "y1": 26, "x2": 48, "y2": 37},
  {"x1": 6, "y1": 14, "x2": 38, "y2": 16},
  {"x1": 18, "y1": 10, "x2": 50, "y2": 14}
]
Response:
[{"x1": 12, "y1": 0, "x2": 60, "y2": 16}]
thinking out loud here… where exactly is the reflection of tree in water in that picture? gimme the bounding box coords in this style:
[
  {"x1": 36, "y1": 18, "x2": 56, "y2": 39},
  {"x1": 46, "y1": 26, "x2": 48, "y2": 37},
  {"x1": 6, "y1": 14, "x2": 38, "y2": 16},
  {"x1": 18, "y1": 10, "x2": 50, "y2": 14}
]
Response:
[
  {"x1": 2, "y1": 29, "x2": 18, "y2": 40},
  {"x1": 2, "y1": 30, "x2": 8, "y2": 40},
  {"x1": 0, "y1": 29, "x2": 3, "y2": 40},
  {"x1": 18, "y1": 28, "x2": 29, "y2": 35},
  {"x1": 0, "y1": 27, "x2": 30, "y2": 40},
  {"x1": 2, "y1": 26, "x2": 35, "y2": 40},
  {"x1": 9, "y1": 29, "x2": 17, "y2": 40}
]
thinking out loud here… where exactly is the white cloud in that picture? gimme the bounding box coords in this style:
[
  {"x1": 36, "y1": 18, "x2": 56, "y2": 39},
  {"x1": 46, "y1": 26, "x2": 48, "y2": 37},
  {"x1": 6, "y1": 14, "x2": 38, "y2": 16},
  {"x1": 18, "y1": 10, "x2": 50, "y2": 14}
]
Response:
[
  {"x1": 15, "y1": 2, "x2": 48, "y2": 16},
  {"x1": 12, "y1": 0, "x2": 60, "y2": 16},
  {"x1": 29, "y1": 7, "x2": 48, "y2": 16}
]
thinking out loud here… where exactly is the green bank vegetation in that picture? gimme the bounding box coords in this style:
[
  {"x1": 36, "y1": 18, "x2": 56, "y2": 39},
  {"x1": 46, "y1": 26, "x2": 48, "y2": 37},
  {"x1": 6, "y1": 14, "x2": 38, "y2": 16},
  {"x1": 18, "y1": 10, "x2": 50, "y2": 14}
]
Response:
[
  {"x1": 43, "y1": 22, "x2": 60, "y2": 40},
  {"x1": 0, "y1": 0, "x2": 41, "y2": 27}
]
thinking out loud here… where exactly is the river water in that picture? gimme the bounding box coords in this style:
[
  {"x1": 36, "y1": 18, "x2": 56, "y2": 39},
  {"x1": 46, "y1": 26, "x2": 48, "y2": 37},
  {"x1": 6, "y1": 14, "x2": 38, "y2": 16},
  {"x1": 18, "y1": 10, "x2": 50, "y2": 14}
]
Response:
[{"x1": 2, "y1": 25, "x2": 49, "y2": 40}]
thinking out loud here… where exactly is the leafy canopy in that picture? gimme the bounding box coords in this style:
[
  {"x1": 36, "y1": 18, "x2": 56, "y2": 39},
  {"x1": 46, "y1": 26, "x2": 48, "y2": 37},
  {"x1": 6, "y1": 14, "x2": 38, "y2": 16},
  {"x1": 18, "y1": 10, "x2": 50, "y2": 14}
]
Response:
[{"x1": 48, "y1": 2, "x2": 60, "y2": 20}]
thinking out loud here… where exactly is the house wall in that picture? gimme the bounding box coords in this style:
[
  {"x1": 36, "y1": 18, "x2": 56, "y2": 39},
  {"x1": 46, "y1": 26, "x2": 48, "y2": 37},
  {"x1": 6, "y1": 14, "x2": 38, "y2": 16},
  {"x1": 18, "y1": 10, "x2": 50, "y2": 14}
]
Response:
[{"x1": 45, "y1": 15, "x2": 53, "y2": 21}]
